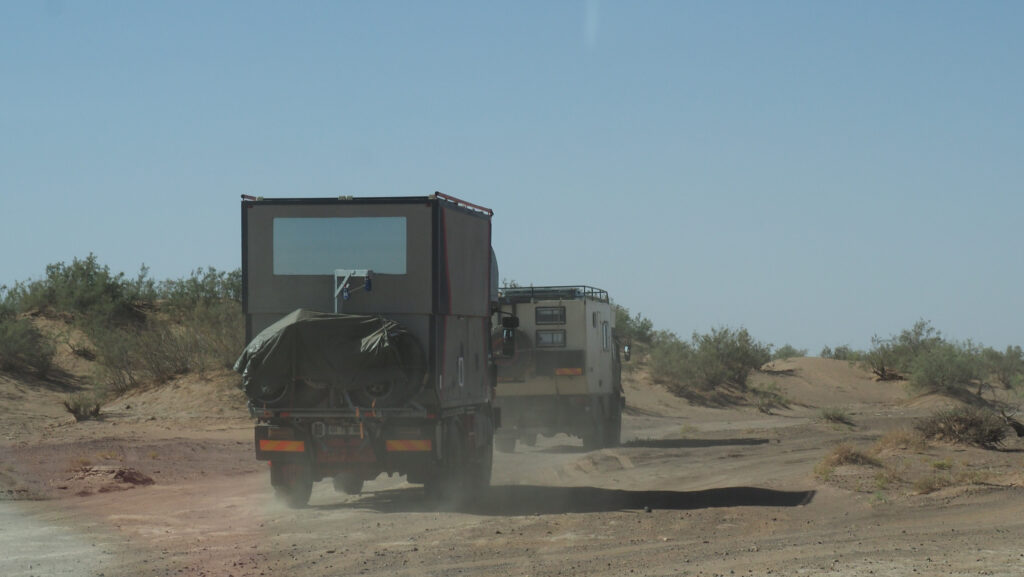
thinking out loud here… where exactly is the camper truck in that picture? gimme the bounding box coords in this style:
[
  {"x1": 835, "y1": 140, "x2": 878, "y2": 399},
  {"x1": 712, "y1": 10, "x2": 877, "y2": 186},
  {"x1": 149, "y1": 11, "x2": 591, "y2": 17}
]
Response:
[
  {"x1": 493, "y1": 286, "x2": 625, "y2": 452},
  {"x1": 235, "y1": 193, "x2": 501, "y2": 507}
]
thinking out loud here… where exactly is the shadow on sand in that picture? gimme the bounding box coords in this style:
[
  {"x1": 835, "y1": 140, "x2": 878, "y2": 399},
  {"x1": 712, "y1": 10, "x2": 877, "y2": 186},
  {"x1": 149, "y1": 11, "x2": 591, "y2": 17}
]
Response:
[
  {"x1": 321, "y1": 484, "x2": 815, "y2": 515},
  {"x1": 622, "y1": 438, "x2": 772, "y2": 449},
  {"x1": 532, "y1": 438, "x2": 772, "y2": 454}
]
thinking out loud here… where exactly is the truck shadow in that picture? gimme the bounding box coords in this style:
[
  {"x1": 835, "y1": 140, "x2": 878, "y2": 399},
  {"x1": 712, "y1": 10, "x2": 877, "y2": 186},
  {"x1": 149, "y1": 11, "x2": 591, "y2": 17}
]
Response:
[
  {"x1": 533, "y1": 438, "x2": 771, "y2": 454},
  {"x1": 621, "y1": 438, "x2": 772, "y2": 449},
  {"x1": 327, "y1": 484, "x2": 815, "y2": 515}
]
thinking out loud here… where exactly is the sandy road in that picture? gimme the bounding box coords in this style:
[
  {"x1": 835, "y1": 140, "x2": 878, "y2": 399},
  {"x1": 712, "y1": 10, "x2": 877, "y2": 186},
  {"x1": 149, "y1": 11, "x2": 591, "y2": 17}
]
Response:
[{"x1": 4, "y1": 361, "x2": 1024, "y2": 576}]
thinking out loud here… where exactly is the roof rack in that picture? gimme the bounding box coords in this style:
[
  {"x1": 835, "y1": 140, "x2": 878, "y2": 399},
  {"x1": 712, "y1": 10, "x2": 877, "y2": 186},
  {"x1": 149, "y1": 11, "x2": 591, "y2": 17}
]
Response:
[{"x1": 499, "y1": 285, "x2": 609, "y2": 304}]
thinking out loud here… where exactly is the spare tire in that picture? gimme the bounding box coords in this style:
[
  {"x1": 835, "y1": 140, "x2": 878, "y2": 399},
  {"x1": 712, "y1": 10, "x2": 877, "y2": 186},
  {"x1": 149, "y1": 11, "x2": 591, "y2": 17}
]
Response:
[{"x1": 236, "y1": 309, "x2": 426, "y2": 409}]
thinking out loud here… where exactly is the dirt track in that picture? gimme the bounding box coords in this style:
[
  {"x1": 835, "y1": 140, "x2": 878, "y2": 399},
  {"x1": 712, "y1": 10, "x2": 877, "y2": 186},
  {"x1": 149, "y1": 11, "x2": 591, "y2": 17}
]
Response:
[{"x1": 3, "y1": 359, "x2": 1024, "y2": 576}]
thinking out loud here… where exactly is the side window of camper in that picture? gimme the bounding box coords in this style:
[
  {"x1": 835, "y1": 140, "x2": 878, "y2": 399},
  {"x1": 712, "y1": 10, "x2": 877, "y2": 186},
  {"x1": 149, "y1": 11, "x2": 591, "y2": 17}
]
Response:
[
  {"x1": 536, "y1": 306, "x2": 566, "y2": 324},
  {"x1": 602, "y1": 321, "x2": 610, "y2": 351},
  {"x1": 536, "y1": 330, "x2": 566, "y2": 348}
]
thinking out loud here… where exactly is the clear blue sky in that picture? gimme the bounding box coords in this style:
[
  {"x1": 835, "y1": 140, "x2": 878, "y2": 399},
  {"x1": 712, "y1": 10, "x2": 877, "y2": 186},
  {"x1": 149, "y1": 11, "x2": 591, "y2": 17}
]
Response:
[{"x1": 3, "y1": 1, "x2": 1022, "y2": 353}]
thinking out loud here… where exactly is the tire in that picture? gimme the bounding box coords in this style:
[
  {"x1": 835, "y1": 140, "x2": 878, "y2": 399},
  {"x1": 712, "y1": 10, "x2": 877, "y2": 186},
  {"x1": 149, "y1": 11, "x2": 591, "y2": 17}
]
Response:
[
  {"x1": 333, "y1": 473, "x2": 364, "y2": 495},
  {"x1": 582, "y1": 401, "x2": 607, "y2": 451},
  {"x1": 582, "y1": 425, "x2": 604, "y2": 451},
  {"x1": 605, "y1": 396, "x2": 623, "y2": 448},
  {"x1": 469, "y1": 433, "x2": 493, "y2": 498},
  {"x1": 271, "y1": 461, "x2": 313, "y2": 508},
  {"x1": 424, "y1": 421, "x2": 468, "y2": 507},
  {"x1": 495, "y1": 436, "x2": 516, "y2": 453}
]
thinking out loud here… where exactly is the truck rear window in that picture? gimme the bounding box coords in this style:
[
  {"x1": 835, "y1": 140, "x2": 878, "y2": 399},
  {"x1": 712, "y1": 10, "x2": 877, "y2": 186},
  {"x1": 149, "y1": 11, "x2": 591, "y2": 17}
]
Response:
[
  {"x1": 536, "y1": 306, "x2": 566, "y2": 324},
  {"x1": 272, "y1": 217, "x2": 407, "y2": 275},
  {"x1": 536, "y1": 330, "x2": 566, "y2": 348}
]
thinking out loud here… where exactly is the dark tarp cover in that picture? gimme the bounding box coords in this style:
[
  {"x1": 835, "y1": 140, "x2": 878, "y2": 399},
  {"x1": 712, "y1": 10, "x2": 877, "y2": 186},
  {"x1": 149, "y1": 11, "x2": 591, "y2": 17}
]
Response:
[{"x1": 234, "y1": 309, "x2": 425, "y2": 407}]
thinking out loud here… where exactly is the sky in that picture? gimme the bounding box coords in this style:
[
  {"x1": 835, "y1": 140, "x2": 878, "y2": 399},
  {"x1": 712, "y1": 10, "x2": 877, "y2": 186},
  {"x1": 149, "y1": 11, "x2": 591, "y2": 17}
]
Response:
[{"x1": 2, "y1": 1, "x2": 1022, "y2": 354}]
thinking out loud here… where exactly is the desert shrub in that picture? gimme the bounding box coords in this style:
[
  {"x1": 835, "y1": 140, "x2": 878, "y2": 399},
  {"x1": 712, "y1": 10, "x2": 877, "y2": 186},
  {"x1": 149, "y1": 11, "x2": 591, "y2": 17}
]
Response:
[
  {"x1": 862, "y1": 337, "x2": 902, "y2": 380},
  {"x1": 863, "y1": 320, "x2": 944, "y2": 381},
  {"x1": 12, "y1": 254, "x2": 145, "y2": 323},
  {"x1": 750, "y1": 383, "x2": 789, "y2": 413},
  {"x1": 651, "y1": 327, "x2": 770, "y2": 393},
  {"x1": 982, "y1": 345, "x2": 1024, "y2": 389},
  {"x1": 819, "y1": 345, "x2": 863, "y2": 361},
  {"x1": 772, "y1": 344, "x2": 807, "y2": 360},
  {"x1": 613, "y1": 304, "x2": 654, "y2": 346},
  {"x1": 912, "y1": 475, "x2": 951, "y2": 495},
  {"x1": 2, "y1": 258, "x2": 243, "y2": 390},
  {"x1": 86, "y1": 320, "x2": 143, "y2": 394},
  {"x1": 648, "y1": 332, "x2": 693, "y2": 386},
  {"x1": 820, "y1": 407, "x2": 854, "y2": 426},
  {"x1": 825, "y1": 444, "x2": 880, "y2": 467},
  {"x1": 915, "y1": 406, "x2": 1008, "y2": 448},
  {"x1": 63, "y1": 392, "x2": 102, "y2": 421},
  {"x1": 0, "y1": 298, "x2": 55, "y2": 374},
  {"x1": 158, "y1": 267, "x2": 242, "y2": 311},
  {"x1": 134, "y1": 318, "x2": 197, "y2": 383},
  {"x1": 908, "y1": 341, "x2": 984, "y2": 394},
  {"x1": 689, "y1": 327, "x2": 771, "y2": 388},
  {"x1": 184, "y1": 301, "x2": 245, "y2": 370},
  {"x1": 872, "y1": 427, "x2": 928, "y2": 453},
  {"x1": 84, "y1": 297, "x2": 244, "y2": 391},
  {"x1": 815, "y1": 443, "x2": 880, "y2": 479}
]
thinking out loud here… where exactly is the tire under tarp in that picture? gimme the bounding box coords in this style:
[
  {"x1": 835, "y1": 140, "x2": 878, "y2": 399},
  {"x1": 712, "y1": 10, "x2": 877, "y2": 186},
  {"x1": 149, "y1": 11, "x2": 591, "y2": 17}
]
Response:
[{"x1": 234, "y1": 309, "x2": 426, "y2": 408}]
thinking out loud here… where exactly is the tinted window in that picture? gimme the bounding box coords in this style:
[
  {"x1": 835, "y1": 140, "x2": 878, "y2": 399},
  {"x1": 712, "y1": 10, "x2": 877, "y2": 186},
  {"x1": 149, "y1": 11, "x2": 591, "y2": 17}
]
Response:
[
  {"x1": 536, "y1": 330, "x2": 566, "y2": 348},
  {"x1": 273, "y1": 217, "x2": 407, "y2": 275},
  {"x1": 536, "y1": 306, "x2": 566, "y2": 324}
]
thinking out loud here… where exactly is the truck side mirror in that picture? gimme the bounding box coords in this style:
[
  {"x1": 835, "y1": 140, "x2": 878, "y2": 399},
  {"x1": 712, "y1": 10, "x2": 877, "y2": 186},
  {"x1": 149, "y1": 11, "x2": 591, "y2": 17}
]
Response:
[
  {"x1": 623, "y1": 343, "x2": 632, "y2": 362},
  {"x1": 501, "y1": 316, "x2": 519, "y2": 357}
]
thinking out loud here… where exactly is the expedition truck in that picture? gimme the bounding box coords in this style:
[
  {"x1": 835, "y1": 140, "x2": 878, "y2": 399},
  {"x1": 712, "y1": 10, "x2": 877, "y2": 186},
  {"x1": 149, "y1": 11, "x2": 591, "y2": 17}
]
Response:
[
  {"x1": 492, "y1": 285, "x2": 626, "y2": 452},
  {"x1": 234, "y1": 193, "x2": 507, "y2": 508}
]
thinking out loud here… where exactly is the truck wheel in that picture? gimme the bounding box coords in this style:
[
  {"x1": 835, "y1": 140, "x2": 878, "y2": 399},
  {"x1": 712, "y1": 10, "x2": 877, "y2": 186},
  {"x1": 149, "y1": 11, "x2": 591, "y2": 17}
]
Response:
[
  {"x1": 605, "y1": 400, "x2": 623, "y2": 447},
  {"x1": 582, "y1": 406, "x2": 607, "y2": 451},
  {"x1": 582, "y1": 426, "x2": 604, "y2": 450},
  {"x1": 469, "y1": 433, "x2": 493, "y2": 497},
  {"x1": 333, "y1": 473, "x2": 364, "y2": 495},
  {"x1": 495, "y1": 436, "x2": 516, "y2": 453},
  {"x1": 271, "y1": 461, "x2": 313, "y2": 508},
  {"x1": 424, "y1": 422, "x2": 468, "y2": 507}
]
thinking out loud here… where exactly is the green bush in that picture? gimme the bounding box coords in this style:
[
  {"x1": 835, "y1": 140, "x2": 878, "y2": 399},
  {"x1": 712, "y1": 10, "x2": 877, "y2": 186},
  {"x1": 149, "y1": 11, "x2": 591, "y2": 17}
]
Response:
[
  {"x1": 11, "y1": 254, "x2": 145, "y2": 323},
  {"x1": 915, "y1": 406, "x2": 1008, "y2": 448},
  {"x1": 863, "y1": 320, "x2": 944, "y2": 380},
  {"x1": 184, "y1": 301, "x2": 245, "y2": 370},
  {"x1": 983, "y1": 345, "x2": 1024, "y2": 389},
  {"x1": 819, "y1": 345, "x2": 863, "y2": 361},
  {"x1": 159, "y1": 267, "x2": 242, "y2": 311},
  {"x1": 0, "y1": 306, "x2": 55, "y2": 374},
  {"x1": 908, "y1": 341, "x2": 984, "y2": 394},
  {"x1": 648, "y1": 331, "x2": 693, "y2": 386},
  {"x1": 85, "y1": 319, "x2": 143, "y2": 393},
  {"x1": 651, "y1": 326, "x2": 771, "y2": 392},
  {"x1": 820, "y1": 407, "x2": 854, "y2": 425},
  {"x1": 613, "y1": 304, "x2": 654, "y2": 345},
  {"x1": 772, "y1": 344, "x2": 807, "y2": 360}
]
